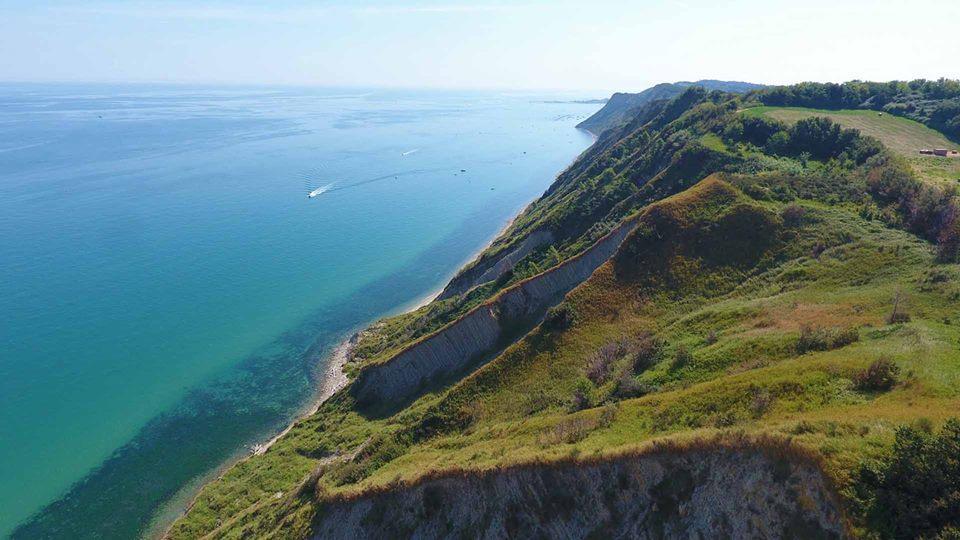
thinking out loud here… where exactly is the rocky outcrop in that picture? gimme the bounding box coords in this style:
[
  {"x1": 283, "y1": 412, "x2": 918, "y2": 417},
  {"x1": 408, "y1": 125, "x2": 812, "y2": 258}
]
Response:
[
  {"x1": 311, "y1": 445, "x2": 845, "y2": 539},
  {"x1": 350, "y1": 216, "x2": 638, "y2": 409},
  {"x1": 438, "y1": 229, "x2": 554, "y2": 300}
]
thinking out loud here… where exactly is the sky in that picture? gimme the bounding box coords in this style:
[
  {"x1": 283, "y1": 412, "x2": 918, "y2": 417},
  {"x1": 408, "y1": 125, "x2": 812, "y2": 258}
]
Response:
[{"x1": 1, "y1": 0, "x2": 958, "y2": 92}]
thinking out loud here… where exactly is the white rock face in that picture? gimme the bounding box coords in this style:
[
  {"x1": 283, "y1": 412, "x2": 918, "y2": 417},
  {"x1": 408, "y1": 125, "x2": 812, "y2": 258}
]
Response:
[
  {"x1": 439, "y1": 229, "x2": 555, "y2": 300},
  {"x1": 352, "y1": 217, "x2": 639, "y2": 408},
  {"x1": 311, "y1": 446, "x2": 845, "y2": 539}
]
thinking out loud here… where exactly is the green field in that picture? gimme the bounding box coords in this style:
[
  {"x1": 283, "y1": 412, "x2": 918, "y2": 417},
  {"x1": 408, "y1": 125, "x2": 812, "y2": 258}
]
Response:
[{"x1": 745, "y1": 106, "x2": 960, "y2": 185}]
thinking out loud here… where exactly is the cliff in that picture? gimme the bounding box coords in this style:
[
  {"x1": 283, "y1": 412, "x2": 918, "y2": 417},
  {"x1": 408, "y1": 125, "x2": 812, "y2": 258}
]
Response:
[
  {"x1": 577, "y1": 80, "x2": 765, "y2": 135},
  {"x1": 438, "y1": 229, "x2": 554, "y2": 300},
  {"x1": 311, "y1": 442, "x2": 845, "y2": 539},
  {"x1": 351, "y1": 215, "x2": 638, "y2": 409}
]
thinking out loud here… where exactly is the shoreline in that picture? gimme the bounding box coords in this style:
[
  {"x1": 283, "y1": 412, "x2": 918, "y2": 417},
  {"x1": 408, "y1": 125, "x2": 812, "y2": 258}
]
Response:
[
  {"x1": 186, "y1": 128, "x2": 599, "y2": 471},
  {"x1": 252, "y1": 337, "x2": 352, "y2": 455},
  {"x1": 163, "y1": 212, "x2": 517, "y2": 536},
  {"x1": 247, "y1": 212, "x2": 510, "y2": 458},
  {"x1": 165, "y1": 128, "x2": 599, "y2": 538}
]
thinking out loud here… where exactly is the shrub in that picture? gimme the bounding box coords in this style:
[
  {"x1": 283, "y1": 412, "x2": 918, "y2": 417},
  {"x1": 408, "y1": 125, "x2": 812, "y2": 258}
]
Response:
[
  {"x1": 749, "y1": 386, "x2": 775, "y2": 418},
  {"x1": 631, "y1": 331, "x2": 663, "y2": 372},
  {"x1": 797, "y1": 325, "x2": 859, "y2": 354},
  {"x1": 712, "y1": 410, "x2": 738, "y2": 428},
  {"x1": 855, "y1": 418, "x2": 960, "y2": 538},
  {"x1": 781, "y1": 203, "x2": 808, "y2": 227},
  {"x1": 331, "y1": 461, "x2": 367, "y2": 486},
  {"x1": 866, "y1": 155, "x2": 960, "y2": 263},
  {"x1": 670, "y1": 344, "x2": 693, "y2": 370},
  {"x1": 853, "y1": 357, "x2": 900, "y2": 392},
  {"x1": 540, "y1": 417, "x2": 593, "y2": 446},
  {"x1": 585, "y1": 339, "x2": 629, "y2": 384},
  {"x1": 797, "y1": 324, "x2": 831, "y2": 353},
  {"x1": 832, "y1": 326, "x2": 860, "y2": 348},
  {"x1": 811, "y1": 241, "x2": 827, "y2": 259},
  {"x1": 704, "y1": 330, "x2": 719, "y2": 345},
  {"x1": 585, "y1": 332, "x2": 664, "y2": 385},
  {"x1": 570, "y1": 377, "x2": 595, "y2": 411},
  {"x1": 612, "y1": 371, "x2": 653, "y2": 400},
  {"x1": 544, "y1": 303, "x2": 576, "y2": 331},
  {"x1": 598, "y1": 404, "x2": 619, "y2": 428}
]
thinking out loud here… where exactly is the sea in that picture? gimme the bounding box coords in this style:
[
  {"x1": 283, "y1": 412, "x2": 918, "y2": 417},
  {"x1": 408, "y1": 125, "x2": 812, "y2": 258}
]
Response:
[{"x1": 0, "y1": 83, "x2": 598, "y2": 538}]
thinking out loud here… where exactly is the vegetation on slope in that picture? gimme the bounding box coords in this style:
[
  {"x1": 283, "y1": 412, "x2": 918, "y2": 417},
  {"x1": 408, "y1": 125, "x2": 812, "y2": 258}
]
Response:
[
  {"x1": 576, "y1": 79, "x2": 765, "y2": 134},
  {"x1": 756, "y1": 79, "x2": 960, "y2": 141},
  {"x1": 746, "y1": 106, "x2": 960, "y2": 190},
  {"x1": 170, "y1": 83, "x2": 960, "y2": 539}
]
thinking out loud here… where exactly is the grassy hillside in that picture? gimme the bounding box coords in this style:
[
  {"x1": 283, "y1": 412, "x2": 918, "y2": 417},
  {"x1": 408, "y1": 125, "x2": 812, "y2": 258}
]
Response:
[
  {"x1": 746, "y1": 106, "x2": 960, "y2": 186},
  {"x1": 577, "y1": 80, "x2": 764, "y2": 135},
  {"x1": 755, "y1": 79, "x2": 960, "y2": 141},
  {"x1": 170, "y1": 84, "x2": 960, "y2": 539}
]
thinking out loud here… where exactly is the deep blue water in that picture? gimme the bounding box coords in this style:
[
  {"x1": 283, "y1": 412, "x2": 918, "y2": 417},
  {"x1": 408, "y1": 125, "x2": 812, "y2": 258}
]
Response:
[{"x1": 0, "y1": 83, "x2": 597, "y2": 538}]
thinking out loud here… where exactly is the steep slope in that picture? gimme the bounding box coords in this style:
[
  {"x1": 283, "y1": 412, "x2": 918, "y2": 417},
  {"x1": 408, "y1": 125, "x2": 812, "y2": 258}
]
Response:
[
  {"x1": 577, "y1": 79, "x2": 765, "y2": 135},
  {"x1": 310, "y1": 442, "x2": 844, "y2": 539},
  {"x1": 170, "y1": 81, "x2": 960, "y2": 539}
]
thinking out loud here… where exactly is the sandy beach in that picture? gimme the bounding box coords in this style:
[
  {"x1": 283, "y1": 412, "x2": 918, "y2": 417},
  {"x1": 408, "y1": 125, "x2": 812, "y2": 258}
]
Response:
[{"x1": 252, "y1": 337, "x2": 353, "y2": 455}]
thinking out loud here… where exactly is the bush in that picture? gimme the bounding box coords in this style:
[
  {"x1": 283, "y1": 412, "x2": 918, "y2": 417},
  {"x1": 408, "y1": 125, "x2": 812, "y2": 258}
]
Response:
[
  {"x1": 570, "y1": 377, "x2": 595, "y2": 411},
  {"x1": 781, "y1": 203, "x2": 808, "y2": 227},
  {"x1": 540, "y1": 417, "x2": 593, "y2": 446},
  {"x1": 749, "y1": 386, "x2": 775, "y2": 418},
  {"x1": 612, "y1": 371, "x2": 653, "y2": 400},
  {"x1": 585, "y1": 339, "x2": 629, "y2": 384},
  {"x1": 796, "y1": 324, "x2": 859, "y2": 354},
  {"x1": 331, "y1": 461, "x2": 367, "y2": 486},
  {"x1": 598, "y1": 404, "x2": 619, "y2": 428},
  {"x1": 586, "y1": 334, "x2": 662, "y2": 384},
  {"x1": 853, "y1": 357, "x2": 900, "y2": 391},
  {"x1": 810, "y1": 241, "x2": 827, "y2": 259},
  {"x1": 855, "y1": 418, "x2": 960, "y2": 538},
  {"x1": 544, "y1": 303, "x2": 576, "y2": 331},
  {"x1": 797, "y1": 324, "x2": 831, "y2": 353},
  {"x1": 866, "y1": 156, "x2": 960, "y2": 263},
  {"x1": 631, "y1": 331, "x2": 663, "y2": 372},
  {"x1": 832, "y1": 326, "x2": 860, "y2": 348},
  {"x1": 670, "y1": 344, "x2": 693, "y2": 370}
]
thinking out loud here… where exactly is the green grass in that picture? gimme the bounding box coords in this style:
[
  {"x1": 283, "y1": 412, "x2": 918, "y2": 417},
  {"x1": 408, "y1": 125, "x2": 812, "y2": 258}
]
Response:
[
  {"x1": 170, "y1": 93, "x2": 960, "y2": 539},
  {"x1": 288, "y1": 181, "x2": 960, "y2": 538},
  {"x1": 745, "y1": 106, "x2": 960, "y2": 185},
  {"x1": 344, "y1": 180, "x2": 959, "y2": 485},
  {"x1": 180, "y1": 174, "x2": 956, "y2": 537}
]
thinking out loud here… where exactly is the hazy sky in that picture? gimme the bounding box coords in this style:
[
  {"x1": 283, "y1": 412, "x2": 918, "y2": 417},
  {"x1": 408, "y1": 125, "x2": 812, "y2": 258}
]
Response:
[{"x1": 1, "y1": 0, "x2": 958, "y2": 92}]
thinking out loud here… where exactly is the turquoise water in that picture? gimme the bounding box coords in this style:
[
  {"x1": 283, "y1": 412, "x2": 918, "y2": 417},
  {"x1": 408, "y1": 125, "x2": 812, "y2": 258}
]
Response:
[{"x1": 0, "y1": 83, "x2": 596, "y2": 538}]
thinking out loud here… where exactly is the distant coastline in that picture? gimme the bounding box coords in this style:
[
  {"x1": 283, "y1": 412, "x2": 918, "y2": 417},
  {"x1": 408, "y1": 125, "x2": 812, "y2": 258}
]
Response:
[{"x1": 538, "y1": 98, "x2": 608, "y2": 104}]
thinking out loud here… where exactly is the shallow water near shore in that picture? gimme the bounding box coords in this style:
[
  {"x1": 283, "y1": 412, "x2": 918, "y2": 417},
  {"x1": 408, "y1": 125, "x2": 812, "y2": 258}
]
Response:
[{"x1": 0, "y1": 83, "x2": 597, "y2": 538}]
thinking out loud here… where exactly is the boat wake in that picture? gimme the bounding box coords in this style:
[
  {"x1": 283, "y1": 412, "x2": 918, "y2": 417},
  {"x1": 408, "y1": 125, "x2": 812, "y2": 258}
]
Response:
[
  {"x1": 401, "y1": 149, "x2": 419, "y2": 156},
  {"x1": 308, "y1": 183, "x2": 335, "y2": 198},
  {"x1": 305, "y1": 164, "x2": 461, "y2": 198}
]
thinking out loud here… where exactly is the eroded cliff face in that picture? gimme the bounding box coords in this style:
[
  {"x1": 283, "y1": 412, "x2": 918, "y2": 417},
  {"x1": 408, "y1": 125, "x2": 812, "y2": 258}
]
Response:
[
  {"x1": 438, "y1": 229, "x2": 555, "y2": 300},
  {"x1": 351, "y1": 217, "x2": 638, "y2": 409},
  {"x1": 311, "y1": 446, "x2": 845, "y2": 539}
]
